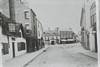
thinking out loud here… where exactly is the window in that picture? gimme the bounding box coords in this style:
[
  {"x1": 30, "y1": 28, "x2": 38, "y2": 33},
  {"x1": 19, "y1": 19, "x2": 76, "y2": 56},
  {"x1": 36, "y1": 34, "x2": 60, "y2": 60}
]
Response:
[
  {"x1": 91, "y1": 14, "x2": 96, "y2": 26},
  {"x1": 2, "y1": 43, "x2": 9, "y2": 55},
  {"x1": 8, "y1": 23, "x2": 16, "y2": 32},
  {"x1": 18, "y1": 42, "x2": 26, "y2": 51},
  {"x1": 24, "y1": 11, "x2": 30, "y2": 19}
]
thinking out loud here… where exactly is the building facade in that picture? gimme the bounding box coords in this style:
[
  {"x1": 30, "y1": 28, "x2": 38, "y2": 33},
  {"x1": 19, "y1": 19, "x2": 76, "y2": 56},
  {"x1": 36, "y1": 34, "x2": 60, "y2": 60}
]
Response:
[
  {"x1": 25, "y1": 9, "x2": 38, "y2": 52},
  {"x1": 0, "y1": 12, "x2": 27, "y2": 62},
  {"x1": 0, "y1": 0, "x2": 44, "y2": 62},
  {"x1": 0, "y1": 0, "x2": 31, "y2": 62},
  {"x1": 80, "y1": 0, "x2": 98, "y2": 52}
]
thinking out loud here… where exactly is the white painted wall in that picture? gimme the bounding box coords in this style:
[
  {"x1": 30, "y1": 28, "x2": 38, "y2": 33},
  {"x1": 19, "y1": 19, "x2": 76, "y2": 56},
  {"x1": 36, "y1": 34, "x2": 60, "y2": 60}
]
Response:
[
  {"x1": 2, "y1": 31, "x2": 27, "y2": 62},
  {"x1": 14, "y1": 38, "x2": 26, "y2": 57},
  {"x1": 0, "y1": 27, "x2": 12, "y2": 63}
]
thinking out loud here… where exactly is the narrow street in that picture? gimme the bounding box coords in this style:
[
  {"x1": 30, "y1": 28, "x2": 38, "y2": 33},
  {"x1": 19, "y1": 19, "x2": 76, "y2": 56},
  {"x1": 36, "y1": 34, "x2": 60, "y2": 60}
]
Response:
[
  {"x1": 24, "y1": 43, "x2": 97, "y2": 67},
  {"x1": 0, "y1": 0, "x2": 99, "y2": 67}
]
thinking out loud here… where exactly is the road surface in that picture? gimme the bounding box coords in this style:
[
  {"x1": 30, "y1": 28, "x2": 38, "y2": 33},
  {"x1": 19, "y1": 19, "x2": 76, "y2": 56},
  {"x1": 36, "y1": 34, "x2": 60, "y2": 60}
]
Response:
[{"x1": 25, "y1": 43, "x2": 97, "y2": 67}]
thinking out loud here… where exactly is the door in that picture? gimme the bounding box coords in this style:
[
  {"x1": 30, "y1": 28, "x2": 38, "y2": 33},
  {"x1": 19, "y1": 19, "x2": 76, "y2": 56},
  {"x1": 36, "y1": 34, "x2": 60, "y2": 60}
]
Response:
[
  {"x1": 87, "y1": 34, "x2": 90, "y2": 50},
  {"x1": 95, "y1": 33, "x2": 97, "y2": 52},
  {"x1": 12, "y1": 42, "x2": 15, "y2": 58}
]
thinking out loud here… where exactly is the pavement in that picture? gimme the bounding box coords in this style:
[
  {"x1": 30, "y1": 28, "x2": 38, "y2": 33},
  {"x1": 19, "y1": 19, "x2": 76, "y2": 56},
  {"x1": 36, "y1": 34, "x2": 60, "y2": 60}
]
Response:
[
  {"x1": 3, "y1": 45, "x2": 49, "y2": 67},
  {"x1": 68, "y1": 43, "x2": 97, "y2": 59},
  {"x1": 61, "y1": 43, "x2": 97, "y2": 59}
]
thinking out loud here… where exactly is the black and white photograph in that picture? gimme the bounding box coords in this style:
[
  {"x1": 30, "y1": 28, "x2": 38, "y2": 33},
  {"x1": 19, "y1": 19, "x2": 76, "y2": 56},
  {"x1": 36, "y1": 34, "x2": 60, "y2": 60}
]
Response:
[{"x1": 0, "y1": 0, "x2": 99, "y2": 67}]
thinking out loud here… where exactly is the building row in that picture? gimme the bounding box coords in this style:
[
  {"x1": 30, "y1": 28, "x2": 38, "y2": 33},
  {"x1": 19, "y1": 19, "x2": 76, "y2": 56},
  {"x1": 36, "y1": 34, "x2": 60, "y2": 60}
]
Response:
[
  {"x1": 80, "y1": 0, "x2": 98, "y2": 52},
  {"x1": 43, "y1": 28, "x2": 60, "y2": 45},
  {"x1": 43, "y1": 28, "x2": 78, "y2": 45},
  {"x1": 0, "y1": 0, "x2": 44, "y2": 62}
]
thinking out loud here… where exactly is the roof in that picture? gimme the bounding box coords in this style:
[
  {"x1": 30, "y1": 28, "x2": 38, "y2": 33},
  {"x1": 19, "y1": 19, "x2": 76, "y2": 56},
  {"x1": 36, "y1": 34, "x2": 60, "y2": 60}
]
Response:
[{"x1": 30, "y1": 9, "x2": 36, "y2": 16}]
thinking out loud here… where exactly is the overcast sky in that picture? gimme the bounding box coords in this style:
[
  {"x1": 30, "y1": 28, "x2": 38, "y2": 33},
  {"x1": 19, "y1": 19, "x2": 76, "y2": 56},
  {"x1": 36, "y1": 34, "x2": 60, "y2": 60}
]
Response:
[{"x1": 27, "y1": 0, "x2": 83, "y2": 33}]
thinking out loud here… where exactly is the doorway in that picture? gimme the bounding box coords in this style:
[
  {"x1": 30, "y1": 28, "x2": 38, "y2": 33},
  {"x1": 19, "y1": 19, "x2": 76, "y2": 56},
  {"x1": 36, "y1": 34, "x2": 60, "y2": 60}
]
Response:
[
  {"x1": 12, "y1": 42, "x2": 15, "y2": 58},
  {"x1": 95, "y1": 33, "x2": 97, "y2": 52}
]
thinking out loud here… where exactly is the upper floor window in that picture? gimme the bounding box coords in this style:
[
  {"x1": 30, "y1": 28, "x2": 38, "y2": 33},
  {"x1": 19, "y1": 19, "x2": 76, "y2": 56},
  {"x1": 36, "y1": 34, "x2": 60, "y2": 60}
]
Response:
[
  {"x1": 24, "y1": 11, "x2": 30, "y2": 19},
  {"x1": 91, "y1": 13, "x2": 96, "y2": 26}
]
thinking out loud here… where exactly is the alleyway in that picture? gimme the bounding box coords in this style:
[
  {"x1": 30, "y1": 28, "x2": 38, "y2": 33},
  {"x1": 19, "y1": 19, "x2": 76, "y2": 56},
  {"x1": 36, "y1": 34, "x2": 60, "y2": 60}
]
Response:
[{"x1": 24, "y1": 43, "x2": 97, "y2": 67}]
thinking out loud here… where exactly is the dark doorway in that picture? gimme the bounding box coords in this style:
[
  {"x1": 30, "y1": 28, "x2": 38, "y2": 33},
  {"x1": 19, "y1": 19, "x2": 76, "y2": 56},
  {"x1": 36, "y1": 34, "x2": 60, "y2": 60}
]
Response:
[
  {"x1": 12, "y1": 42, "x2": 15, "y2": 58},
  {"x1": 51, "y1": 41, "x2": 54, "y2": 45},
  {"x1": 95, "y1": 33, "x2": 97, "y2": 52},
  {"x1": 87, "y1": 34, "x2": 90, "y2": 50}
]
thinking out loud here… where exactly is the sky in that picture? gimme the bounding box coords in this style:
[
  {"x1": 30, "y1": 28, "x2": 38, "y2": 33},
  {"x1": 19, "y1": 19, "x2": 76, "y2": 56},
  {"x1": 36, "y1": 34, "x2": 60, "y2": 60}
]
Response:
[{"x1": 26, "y1": 0, "x2": 83, "y2": 34}]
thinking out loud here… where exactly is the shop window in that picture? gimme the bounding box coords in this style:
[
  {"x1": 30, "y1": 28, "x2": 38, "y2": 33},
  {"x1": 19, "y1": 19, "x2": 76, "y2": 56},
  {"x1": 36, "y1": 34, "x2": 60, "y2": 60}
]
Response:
[
  {"x1": 2, "y1": 43, "x2": 9, "y2": 55},
  {"x1": 18, "y1": 42, "x2": 25, "y2": 51}
]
